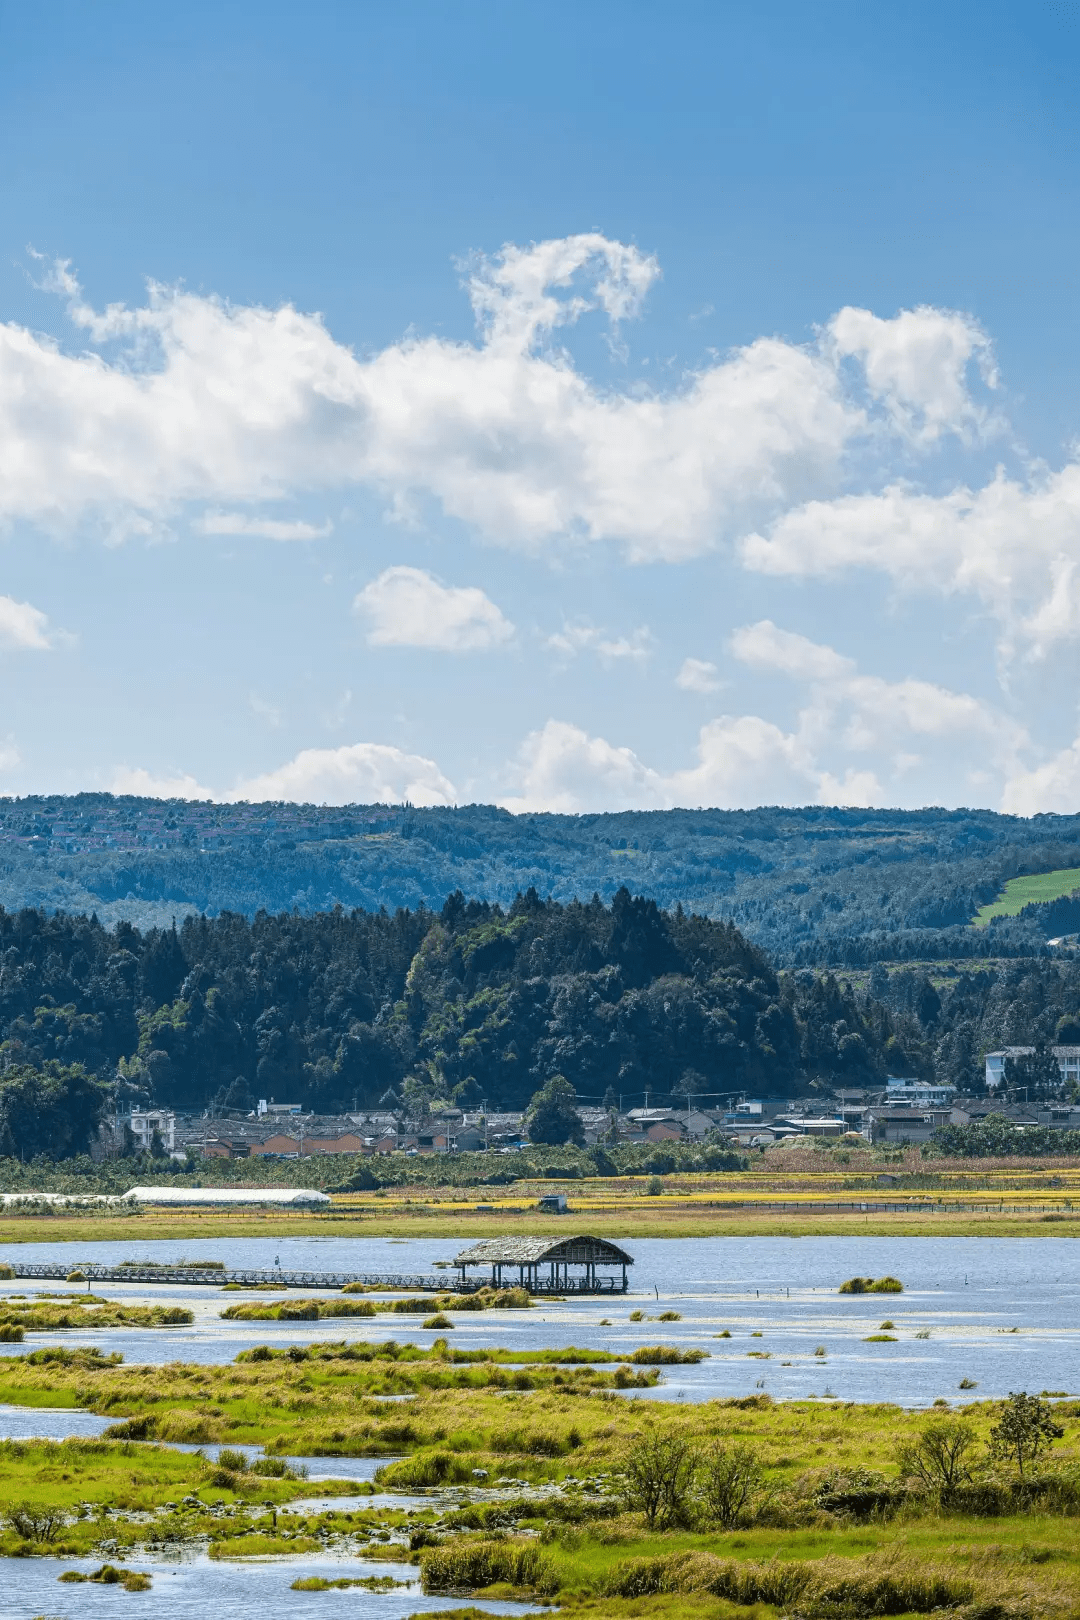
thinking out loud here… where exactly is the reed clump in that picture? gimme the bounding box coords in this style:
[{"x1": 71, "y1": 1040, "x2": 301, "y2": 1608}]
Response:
[
  {"x1": 420, "y1": 1538, "x2": 556, "y2": 1594},
  {"x1": 839, "y1": 1276, "x2": 904, "y2": 1294}
]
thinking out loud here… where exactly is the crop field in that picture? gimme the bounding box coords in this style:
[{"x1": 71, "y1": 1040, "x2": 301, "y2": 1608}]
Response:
[
  {"x1": 5, "y1": 1157, "x2": 1080, "y2": 1243},
  {"x1": 972, "y1": 865, "x2": 1080, "y2": 927}
]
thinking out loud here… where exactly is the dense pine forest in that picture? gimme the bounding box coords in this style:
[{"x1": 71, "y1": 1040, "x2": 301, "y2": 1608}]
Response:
[{"x1": 5, "y1": 795, "x2": 1080, "y2": 963}]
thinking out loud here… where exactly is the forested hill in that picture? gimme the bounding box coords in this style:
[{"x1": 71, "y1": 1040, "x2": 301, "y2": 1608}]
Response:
[
  {"x1": 0, "y1": 892, "x2": 930, "y2": 1117},
  {"x1": 3, "y1": 795, "x2": 1080, "y2": 963}
]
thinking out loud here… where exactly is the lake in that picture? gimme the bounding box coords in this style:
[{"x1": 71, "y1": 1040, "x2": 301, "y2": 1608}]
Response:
[{"x1": 0, "y1": 1234, "x2": 1076, "y2": 1406}]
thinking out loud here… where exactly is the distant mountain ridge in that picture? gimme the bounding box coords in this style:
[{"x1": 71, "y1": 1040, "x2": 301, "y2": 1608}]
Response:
[{"x1": 2, "y1": 794, "x2": 1080, "y2": 964}]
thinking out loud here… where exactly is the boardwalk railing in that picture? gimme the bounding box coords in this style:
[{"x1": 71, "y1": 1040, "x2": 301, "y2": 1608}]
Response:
[
  {"x1": 3, "y1": 1263, "x2": 479, "y2": 1291},
  {"x1": 3, "y1": 1261, "x2": 629, "y2": 1294}
]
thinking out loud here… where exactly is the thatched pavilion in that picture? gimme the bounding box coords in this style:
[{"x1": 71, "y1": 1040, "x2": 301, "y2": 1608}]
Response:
[{"x1": 451, "y1": 1235, "x2": 633, "y2": 1293}]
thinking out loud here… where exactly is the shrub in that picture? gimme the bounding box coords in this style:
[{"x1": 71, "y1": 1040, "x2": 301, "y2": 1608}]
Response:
[
  {"x1": 0, "y1": 1262, "x2": 14, "y2": 1279},
  {"x1": 0, "y1": 1324, "x2": 24, "y2": 1342},
  {"x1": 619, "y1": 1431, "x2": 697, "y2": 1528},
  {"x1": 250, "y1": 1456, "x2": 291, "y2": 1477},
  {"x1": 103, "y1": 1415, "x2": 156, "y2": 1440},
  {"x1": 377, "y1": 1449, "x2": 474, "y2": 1487},
  {"x1": 422, "y1": 1313, "x2": 454, "y2": 1329},
  {"x1": 871, "y1": 1276, "x2": 904, "y2": 1293},
  {"x1": 813, "y1": 1467, "x2": 909, "y2": 1520},
  {"x1": 6, "y1": 1501, "x2": 65, "y2": 1541},
  {"x1": 897, "y1": 1415, "x2": 977, "y2": 1496},
  {"x1": 839, "y1": 1276, "x2": 903, "y2": 1294},
  {"x1": 216, "y1": 1448, "x2": 249, "y2": 1472},
  {"x1": 697, "y1": 1440, "x2": 764, "y2": 1527},
  {"x1": 65, "y1": 1270, "x2": 86, "y2": 1282},
  {"x1": 420, "y1": 1539, "x2": 554, "y2": 1593},
  {"x1": 602, "y1": 1550, "x2": 973, "y2": 1613}
]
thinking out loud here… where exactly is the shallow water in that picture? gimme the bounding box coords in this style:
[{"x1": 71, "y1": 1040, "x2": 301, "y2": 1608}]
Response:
[
  {"x1": 0, "y1": 1552, "x2": 542, "y2": 1620},
  {"x1": 0, "y1": 1234, "x2": 1077, "y2": 1405}
]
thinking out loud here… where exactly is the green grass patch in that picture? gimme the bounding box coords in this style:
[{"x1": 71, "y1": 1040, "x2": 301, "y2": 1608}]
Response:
[{"x1": 973, "y1": 866, "x2": 1080, "y2": 927}]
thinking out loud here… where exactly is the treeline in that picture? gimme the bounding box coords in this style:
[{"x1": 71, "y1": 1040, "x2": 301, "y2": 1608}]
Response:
[
  {"x1": 5, "y1": 796, "x2": 1080, "y2": 964},
  {"x1": 6, "y1": 887, "x2": 1080, "y2": 1158},
  {"x1": 0, "y1": 890, "x2": 933, "y2": 1126}
]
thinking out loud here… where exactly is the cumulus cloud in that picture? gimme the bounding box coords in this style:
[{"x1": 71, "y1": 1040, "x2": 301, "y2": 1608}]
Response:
[
  {"x1": 675, "y1": 657, "x2": 720, "y2": 693},
  {"x1": 825, "y1": 304, "x2": 997, "y2": 444},
  {"x1": 233, "y1": 742, "x2": 456, "y2": 806},
  {"x1": 501, "y1": 622, "x2": 1027, "y2": 813},
  {"x1": 195, "y1": 510, "x2": 332, "y2": 541},
  {"x1": 0, "y1": 239, "x2": 989, "y2": 560},
  {"x1": 113, "y1": 740, "x2": 458, "y2": 806},
  {"x1": 545, "y1": 621, "x2": 653, "y2": 664},
  {"x1": 1003, "y1": 741, "x2": 1080, "y2": 816},
  {"x1": 741, "y1": 465, "x2": 1080, "y2": 662},
  {"x1": 354, "y1": 565, "x2": 514, "y2": 650},
  {"x1": 0, "y1": 594, "x2": 53, "y2": 650},
  {"x1": 111, "y1": 766, "x2": 214, "y2": 800}
]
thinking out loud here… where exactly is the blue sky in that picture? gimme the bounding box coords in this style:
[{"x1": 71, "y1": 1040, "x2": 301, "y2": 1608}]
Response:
[{"x1": 3, "y1": 0, "x2": 1080, "y2": 812}]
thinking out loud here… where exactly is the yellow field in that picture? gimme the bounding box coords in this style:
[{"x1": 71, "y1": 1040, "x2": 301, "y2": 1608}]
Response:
[{"x1": 2, "y1": 1162, "x2": 1080, "y2": 1244}]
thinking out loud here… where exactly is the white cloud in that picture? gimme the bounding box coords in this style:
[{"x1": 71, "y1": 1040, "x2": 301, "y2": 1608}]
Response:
[
  {"x1": 500, "y1": 720, "x2": 663, "y2": 813},
  {"x1": 1003, "y1": 741, "x2": 1080, "y2": 816},
  {"x1": 354, "y1": 565, "x2": 514, "y2": 651},
  {"x1": 111, "y1": 766, "x2": 214, "y2": 800},
  {"x1": 502, "y1": 623, "x2": 1029, "y2": 813},
  {"x1": 825, "y1": 304, "x2": 997, "y2": 444},
  {"x1": 546, "y1": 621, "x2": 653, "y2": 664},
  {"x1": 675, "y1": 657, "x2": 720, "y2": 693},
  {"x1": 112, "y1": 740, "x2": 457, "y2": 806},
  {"x1": 0, "y1": 594, "x2": 53, "y2": 650},
  {"x1": 195, "y1": 510, "x2": 332, "y2": 541},
  {"x1": 249, "y1": 693, "x2": 282, "y2": 727},
  {"x1": 0, "y1": 240, "x2": 989, "y2": 560},
  {"x1": 740, "y1": 465, "x2": 1080, "y2": 662},
  {"x1": 730, "y1": 620, "x2": 852, "y2": 682},
  {"x1": 234, "y1": 742, "x2": 456, "y2": 806}
]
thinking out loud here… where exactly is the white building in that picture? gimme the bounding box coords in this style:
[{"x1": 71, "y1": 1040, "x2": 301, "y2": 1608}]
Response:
[
  {"x1": 885, "y1": 1078, "x2": 956, "y2": 1108},
  {"x1": 126, "y1": 1109, "x2": 176, "y2": 1153},
  {"x1": 984, "y1": 1047, "x2": 1080, "y2": 1090}
]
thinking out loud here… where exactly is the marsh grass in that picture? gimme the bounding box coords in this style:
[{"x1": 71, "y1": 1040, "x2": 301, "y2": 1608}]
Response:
[
  {"x1": 421, "y1": 1538, "x2": 556, "y2": 1594},
  {"x1": 0, "y1": 1299, "x2": 193, "y2": 1331}
]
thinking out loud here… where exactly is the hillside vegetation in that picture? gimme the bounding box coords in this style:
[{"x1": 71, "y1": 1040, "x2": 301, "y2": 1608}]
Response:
[
  {"x1": 6, "y1": 883, "x2": 1080, "y2": 1139},
  {"x1": 0, "y1": 890, "x2": 927, "y2": 1125},
  {"x1": 8, "y1": 794, "x2": 1080, "y2": 963},
  {"x1": 972, "y1": 867, "x2": 1080, "y2": 928}
]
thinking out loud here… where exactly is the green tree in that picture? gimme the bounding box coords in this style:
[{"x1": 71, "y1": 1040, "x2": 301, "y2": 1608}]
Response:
[
  {"x1": 1003, "y1": 1043, "x2": 1062, "y2": 1104},
  {"x1": 619, "y1": 1431, "x2": 697, "y2": 1528},
  {"x1": 525, "y1": 1075, "x2": 584, "y2": 1146},
  {"x1": 989, "y1": 1392, "x2": 1063, "y2": 1476},
  {"x1": 897, "y1": 1416, "x2": 977, "y2": 1496},
  {"x1": 0, "y1": 1063, "x2": 107, "y2": 1161},
  {"x1": 697, "y1": 1440, "x2": 764, "y2": 1527}
]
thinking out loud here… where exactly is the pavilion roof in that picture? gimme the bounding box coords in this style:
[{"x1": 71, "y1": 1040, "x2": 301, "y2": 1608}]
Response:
[{"x1": 451, "y1": 1235, "x2": 633, "y2": 1267}]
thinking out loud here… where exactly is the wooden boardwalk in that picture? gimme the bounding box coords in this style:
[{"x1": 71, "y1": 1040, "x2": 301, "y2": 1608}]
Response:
[{"x1": 2, "y1": 1262, "x2": 625, "y2": 1294}]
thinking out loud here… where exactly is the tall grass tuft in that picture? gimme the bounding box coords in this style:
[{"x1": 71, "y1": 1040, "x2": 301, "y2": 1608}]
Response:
[{"x1": 420, "y1": 1539, "x2": 555, "y2": 1593}]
